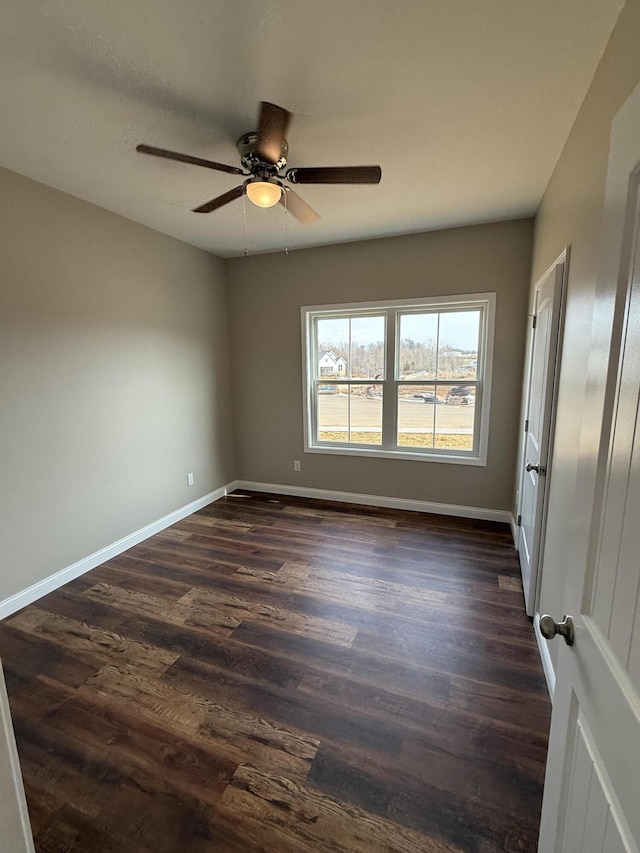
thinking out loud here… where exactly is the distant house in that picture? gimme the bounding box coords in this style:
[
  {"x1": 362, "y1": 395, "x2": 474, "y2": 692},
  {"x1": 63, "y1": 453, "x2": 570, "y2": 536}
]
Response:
[{"x1": 318, "y1": 350, "x2": 347, "y2": 376}]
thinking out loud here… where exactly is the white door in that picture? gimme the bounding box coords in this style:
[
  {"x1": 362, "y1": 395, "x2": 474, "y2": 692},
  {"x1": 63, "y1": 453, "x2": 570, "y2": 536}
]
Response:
[
  {"x1": 537, "y1": 84, "x2": 640, "y2": 852},
  {"x1": 518, "y1": 260, "x2": 564, "y2": 615}
]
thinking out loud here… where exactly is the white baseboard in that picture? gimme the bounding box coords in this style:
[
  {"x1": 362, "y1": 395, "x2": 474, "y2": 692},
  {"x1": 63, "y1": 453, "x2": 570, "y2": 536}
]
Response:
[
  {"x1": 231, "y1": 480, "x2": 513, "y2": 524},
  {"x1": 0, "y1": 485, "x2": 232, "y2": 621},
  {"x1": 534, "y1": 613, "x2": 556, "y2": 701}
]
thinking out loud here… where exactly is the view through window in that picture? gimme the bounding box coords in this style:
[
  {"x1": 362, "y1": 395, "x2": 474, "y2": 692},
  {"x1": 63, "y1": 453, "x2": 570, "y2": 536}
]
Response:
[{"x1": 303, "y1": 294, "x2": 495, "y2": 463}]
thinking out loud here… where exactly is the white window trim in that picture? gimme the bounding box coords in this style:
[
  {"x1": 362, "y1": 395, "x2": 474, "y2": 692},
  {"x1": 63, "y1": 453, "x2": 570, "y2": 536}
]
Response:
[{"x1": 301, "y1": 293, "x2": 496, "y2": 466}]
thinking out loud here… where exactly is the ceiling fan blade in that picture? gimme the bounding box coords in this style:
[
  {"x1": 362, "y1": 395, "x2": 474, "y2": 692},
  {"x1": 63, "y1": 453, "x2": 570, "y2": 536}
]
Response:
[
  {"x1": 136, "y1": 143, "x2": 244, "y2": 176},
  {"x1": 280, "y1": 187, "x2": 320, "y2": 224},
  {"x1": 256, "y1": 101, "x2": 292, "y2": 164},
  {"x1": 286, "y1": 165, "x2": 382, "y2": 185},
  {"x1": 192, "y1": 185, "x2": 245, "y2": 213}
]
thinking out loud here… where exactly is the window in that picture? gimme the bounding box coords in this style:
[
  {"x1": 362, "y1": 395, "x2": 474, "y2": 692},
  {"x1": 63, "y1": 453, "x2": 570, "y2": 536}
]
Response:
[{"x1": 302, "y1": 293, "x2": 495, "y2": 465}]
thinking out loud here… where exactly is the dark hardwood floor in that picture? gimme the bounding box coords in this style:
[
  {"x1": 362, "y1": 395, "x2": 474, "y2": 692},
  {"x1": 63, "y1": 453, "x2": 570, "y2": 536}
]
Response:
[{"x1": 0, "y1": 490, "x2": 551, "y2": 852}]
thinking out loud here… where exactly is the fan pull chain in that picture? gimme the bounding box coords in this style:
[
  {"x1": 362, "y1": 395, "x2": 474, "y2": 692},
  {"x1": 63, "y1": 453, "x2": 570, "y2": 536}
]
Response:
[
  {"x1": 242, "y1": 193, "x2": 249, "y2": 257},
  {"x1": 283, "y1": 189, "x2": 289, "y2": 256}
]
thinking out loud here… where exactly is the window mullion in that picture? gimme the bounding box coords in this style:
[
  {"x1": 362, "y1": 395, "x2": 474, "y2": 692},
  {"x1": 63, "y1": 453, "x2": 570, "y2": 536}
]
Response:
[
  {"x1": 381, "y1": 308, "x2": 396, "y2": 449},
  {"x1": 310, "y1": 320, "x2": 319, "y2": 446}
]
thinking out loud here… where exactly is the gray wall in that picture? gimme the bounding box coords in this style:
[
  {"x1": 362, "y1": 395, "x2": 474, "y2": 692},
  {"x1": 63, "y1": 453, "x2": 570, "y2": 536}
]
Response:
[
  {"x1": 225, "y1": 219, "x2": 533, "y2": 512},
  {"x1": 0, "y1": 166, "x2": 236, "y2": 603},
  {"x1": 528, "y1": 0, "x2": 640, "y2": 670}
]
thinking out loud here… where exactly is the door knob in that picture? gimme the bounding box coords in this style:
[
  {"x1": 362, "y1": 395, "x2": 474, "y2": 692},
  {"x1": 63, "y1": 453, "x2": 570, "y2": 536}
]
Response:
[
  {"x1": 540, "y1": 614, "x2": 575, "y2": 646},
  {"x1": 526, "y1": 462, "x2": 546, "y2": 475}
]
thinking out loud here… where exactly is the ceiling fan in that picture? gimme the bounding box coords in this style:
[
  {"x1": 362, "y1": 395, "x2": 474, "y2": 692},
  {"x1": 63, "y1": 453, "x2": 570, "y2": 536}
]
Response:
[{"x1": 136, "y1": 101, "x2": 382, "y2": 224}]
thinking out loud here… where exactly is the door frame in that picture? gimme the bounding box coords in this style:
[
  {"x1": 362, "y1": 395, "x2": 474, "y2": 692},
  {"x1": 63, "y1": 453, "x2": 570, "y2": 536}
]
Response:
[
  {"x1": 0, "y1": 659, "x2": 34, "y2": 852},
  {"x1": 516, "y1": 248, "x2": 569, "y2": 616}
]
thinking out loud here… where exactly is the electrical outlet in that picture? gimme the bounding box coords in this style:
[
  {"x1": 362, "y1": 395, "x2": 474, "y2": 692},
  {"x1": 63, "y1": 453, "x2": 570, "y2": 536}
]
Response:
[
  {"x1": 187, "y1": 472, "x2": 194, "y2": 486},
  {"x1": 293, "y1": 460, "x2": 301, "y2": 472}
]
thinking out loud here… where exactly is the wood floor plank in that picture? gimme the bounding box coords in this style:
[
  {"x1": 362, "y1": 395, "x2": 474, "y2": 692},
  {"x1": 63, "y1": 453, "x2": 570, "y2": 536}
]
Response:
[
  {"x1": 7, "y1": 606, "x2": 180, "y2": 676},
  {"x1": 184, "y1": 521, "x2": 510, "y2": 579},
  {"x1": 217, "y1": 562, "x2": 539, "y2": 651},
  {"x1": 166, "y1": 620, "x2": 453, "y2": 707},
  {"x1": 447, "y1": 672, "x2": 550, "y2": 733},
  {"x1": 83, "y1": 581, "x2": 239, "y2": 635},
  {"x1": 182, "y1": 514, "x2": 256, "y2": 533},
  {"x1": 0, "y1": 490, "x2": 550, "y2": 853},
  {"x1": 180, "y1": 586, "x2": 358, "y2": 647},
  {"x1": 10, "y1": 711, "x2": 229, "y2": 853},
  {"x1": 84, "y1": 578, "x2": 358, "y2": 648},
  {"x1": 166, "y1": 656, "x2": 406, "y2": 751},
  {"x1": 235, "y1": 560, "x2": 447, "y2": 613},
  {"x1": 16, "y1": 679, "x2": 238, "y2": 808},
  {"x1": 0, "y1": 624, "x2": 99, "y2": 689},
  {"x1": 499, "y1": 574, "x2": 524, "y2": 591},
  {"x1": 138, "y1": 538, "x2": 286, "y2": 575},
  {"x1": 282, "y1": 503, "x2": 398, "y2": 527},
  {"x1": 82, "y1": 662, "x2": 320, "y2": 782},
  {"x1": 306, "y1": 744, "x2": 536, "y2": 853},
  {"x1": 296, "y1": 668, "x2": 549, "y2": 743},
  {"x1": 231, "y1": 616, "x2": 544, "y2": 700},
  {"x1": 220, "y1": 763, "x2": 463, "y2": 853}
]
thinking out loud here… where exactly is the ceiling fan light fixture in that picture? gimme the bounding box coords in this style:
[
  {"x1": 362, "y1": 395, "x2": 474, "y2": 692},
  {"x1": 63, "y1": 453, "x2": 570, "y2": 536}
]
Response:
[{"x1": 246, "y1": 180, "x2": 282, "y2": 208}]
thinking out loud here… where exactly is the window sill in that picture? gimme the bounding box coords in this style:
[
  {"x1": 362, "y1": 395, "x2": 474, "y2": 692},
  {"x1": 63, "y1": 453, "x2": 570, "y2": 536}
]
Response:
[{"x1": 305, "y1": 444, "x2": 487, "y2": 466}]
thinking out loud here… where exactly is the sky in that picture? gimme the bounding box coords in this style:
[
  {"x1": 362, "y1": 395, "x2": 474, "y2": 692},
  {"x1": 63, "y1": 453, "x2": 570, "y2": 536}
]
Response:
[{"x1": 317, "y1": 310, "x2": 480, "y2": 351}]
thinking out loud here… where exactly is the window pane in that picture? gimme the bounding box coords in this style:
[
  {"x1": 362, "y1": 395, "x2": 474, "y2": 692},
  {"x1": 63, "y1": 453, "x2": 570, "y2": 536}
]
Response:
[
  {"x1": 316, "y1": 384, "x2": 382, "y2": 445},
  {"x1": 349, "y1": 316, "x2": 385, "y2": 380},
  {"x1": 398, "y1": 313, "x2": 438, "y2": 379},
  {"x1": 317, "y1": 384, "x2": 348, "y2": 443},
  {"x1": 316, "y1": 317, "x2": 349, "y2": 379},
  {"x1": 316, "y1": 315, "x2": 384, "y2": 381},
  {"x1": 397, "y1": 384, "x2": 476, "y2": 451},
  {"x1": 437, "y1": 310, "x2": 480, "y2": 380},
  {"x1": 397, "y1": 384, "x2": 440, "y2": 447},
  {"x1": 435, "y1": 389, "x2": 476, "y2": 451},
  {"x1": 350, "y1": 383, "x2": 383, "y2": 444}
]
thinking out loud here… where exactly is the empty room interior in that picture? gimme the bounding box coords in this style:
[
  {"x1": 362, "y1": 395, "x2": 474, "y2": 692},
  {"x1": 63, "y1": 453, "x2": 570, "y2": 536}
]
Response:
[{"x1": 2, "y1": 1, "x2": 640, "y2": 851}]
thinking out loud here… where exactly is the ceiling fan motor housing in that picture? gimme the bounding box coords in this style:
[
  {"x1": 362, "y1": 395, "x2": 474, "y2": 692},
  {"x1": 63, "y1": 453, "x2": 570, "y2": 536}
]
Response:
[{"x1": 237, "y1": 132, "x2": 288, "y2": 175}]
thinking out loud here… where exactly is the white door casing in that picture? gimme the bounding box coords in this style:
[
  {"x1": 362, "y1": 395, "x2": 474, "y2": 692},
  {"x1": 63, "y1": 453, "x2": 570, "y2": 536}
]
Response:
[
  {"x1": 537, "y1": 82, "x2": 640, "y2": 853},
  {"x1": 518, "y1": 259, "x2": 565, "y2": 616},
  {"x1": 0, "y1": 660, "x2": 34, "y2": 853}
]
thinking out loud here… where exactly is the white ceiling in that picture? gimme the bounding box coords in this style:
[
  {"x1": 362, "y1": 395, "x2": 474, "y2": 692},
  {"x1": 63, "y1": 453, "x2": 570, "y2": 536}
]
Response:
[{"x1": 0, "y1": 0, "x2": 624, "y2": 257}]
